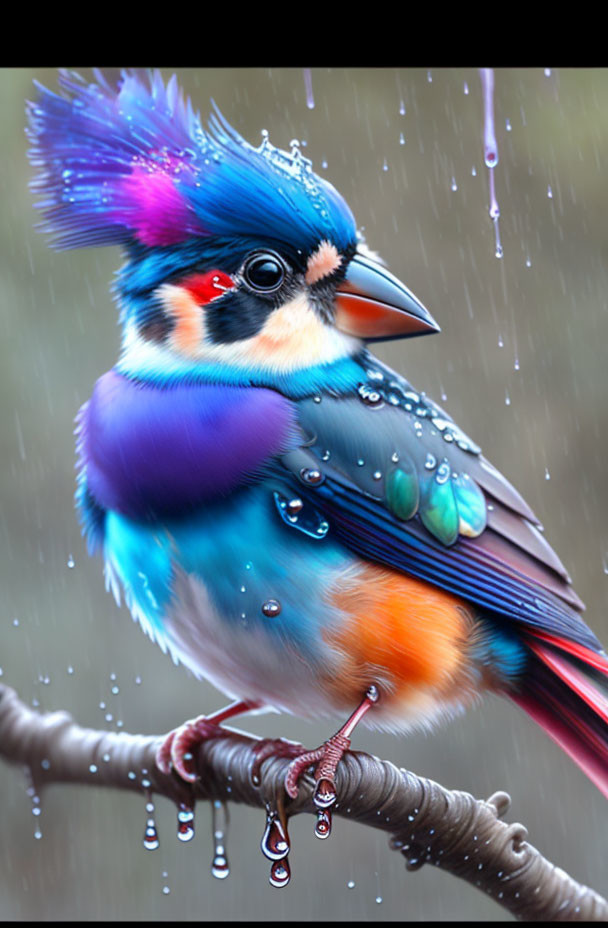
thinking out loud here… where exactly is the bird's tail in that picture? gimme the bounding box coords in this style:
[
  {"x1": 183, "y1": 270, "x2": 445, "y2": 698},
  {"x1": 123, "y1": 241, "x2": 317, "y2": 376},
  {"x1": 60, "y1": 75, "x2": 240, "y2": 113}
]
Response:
[{"x1": 509, "y1": 633, "x2": 608, "y2": 799}]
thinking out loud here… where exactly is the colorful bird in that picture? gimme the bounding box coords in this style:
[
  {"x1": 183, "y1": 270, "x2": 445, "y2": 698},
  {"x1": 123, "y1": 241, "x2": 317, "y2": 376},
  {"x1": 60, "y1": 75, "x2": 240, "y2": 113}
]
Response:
[{"x1": 27, "y1": 70, "x2": 608, "y2": 817}]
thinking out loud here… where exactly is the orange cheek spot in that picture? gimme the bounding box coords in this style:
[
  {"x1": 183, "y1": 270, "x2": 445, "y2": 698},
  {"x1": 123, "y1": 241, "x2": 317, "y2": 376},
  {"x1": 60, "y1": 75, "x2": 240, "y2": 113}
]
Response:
[
  {"x1": 158, "y1": 284, "x2": 204, "y2": 356},
  {"x1": 324, "y1": 563, "x2": 472, "y2": 706}
]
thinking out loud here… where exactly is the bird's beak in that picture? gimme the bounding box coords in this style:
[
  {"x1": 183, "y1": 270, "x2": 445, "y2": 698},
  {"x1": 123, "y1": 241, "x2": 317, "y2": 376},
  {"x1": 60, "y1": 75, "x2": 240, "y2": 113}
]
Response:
[{"x1": 334, "y1": 253, "x2": 440, "y2": 341}]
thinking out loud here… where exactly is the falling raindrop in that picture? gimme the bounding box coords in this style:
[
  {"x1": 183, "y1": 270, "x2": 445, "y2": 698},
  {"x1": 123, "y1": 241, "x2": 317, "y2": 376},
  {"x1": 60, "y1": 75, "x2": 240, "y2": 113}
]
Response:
[
  {"x1": 67, "y1": 554, "x2": 75, "y2": 568},
  {"x1": 303, "y1": 69, "x2": 314, "y2": 109}
]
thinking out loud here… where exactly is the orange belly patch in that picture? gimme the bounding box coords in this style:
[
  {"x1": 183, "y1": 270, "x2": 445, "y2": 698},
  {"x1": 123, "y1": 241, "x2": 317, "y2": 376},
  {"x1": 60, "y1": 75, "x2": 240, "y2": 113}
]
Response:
[{"x1": 323, "y1": 561, "x2": 476, "y2": 721}]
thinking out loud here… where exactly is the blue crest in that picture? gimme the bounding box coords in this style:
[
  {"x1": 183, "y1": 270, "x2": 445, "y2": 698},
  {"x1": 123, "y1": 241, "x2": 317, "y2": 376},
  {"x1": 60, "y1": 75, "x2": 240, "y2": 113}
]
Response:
[{"x1": 27, "y1": 69, "x2": 358, "y2": 257}]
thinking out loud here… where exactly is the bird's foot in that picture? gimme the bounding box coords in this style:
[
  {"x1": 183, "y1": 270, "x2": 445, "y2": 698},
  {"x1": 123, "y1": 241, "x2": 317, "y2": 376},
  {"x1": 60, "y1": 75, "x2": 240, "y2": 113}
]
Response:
[
  {"x1": 250, "y1": 734, "x2": 350, "y2": 807},
  {"x1": 284, "y1": 731, "x2": 352, "y2": 809},
  {"x1": 156, "y1": 715, "x2": 233, "y2": 782},
  {"x1": 249, "y1": 733, "x2": 349, "y2": 841},
  {"x1": 157, "y1": 699, "x2": 261, "y2": 783},
  {"x1": 250, "y1": 738, "x2": 306, "y2": 787},
  {"x1": 251, "y1": 685, "x2": 380, "y2": 811}
]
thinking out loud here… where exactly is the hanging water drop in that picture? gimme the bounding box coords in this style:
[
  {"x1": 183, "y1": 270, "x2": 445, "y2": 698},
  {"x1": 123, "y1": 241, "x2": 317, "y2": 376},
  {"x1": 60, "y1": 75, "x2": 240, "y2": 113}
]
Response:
[
  {"x1": 314, "y1": 809, "x2": 332, "y2": 839},
  {"x1": 313, "y1": 777, "x2": 337, "y2": 810},
  {"x1": 261, "y1": 809, "x2": 290, "y2": 861},
  {"x1": 269, "y1": 858, "x2": 291, "y2": 888},
  {"x1": 480, "y1": 68, "x2": 503, "y2": 259},
  {"x1": 211, "y1": 799, "x2": 230, "y2": 880},
  {"x1": 143, "y1": 818, "x2": 160, "y2": 850},
  {"x1": 177, "y1": 803, "x2": 195, "y2": 842}
]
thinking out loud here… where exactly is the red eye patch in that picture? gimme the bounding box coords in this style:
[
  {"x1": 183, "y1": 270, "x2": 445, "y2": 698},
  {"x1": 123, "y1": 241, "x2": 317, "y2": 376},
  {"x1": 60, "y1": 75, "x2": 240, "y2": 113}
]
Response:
[{"x1": 181, "y1": 270, "x2": 235, "y2": 305}]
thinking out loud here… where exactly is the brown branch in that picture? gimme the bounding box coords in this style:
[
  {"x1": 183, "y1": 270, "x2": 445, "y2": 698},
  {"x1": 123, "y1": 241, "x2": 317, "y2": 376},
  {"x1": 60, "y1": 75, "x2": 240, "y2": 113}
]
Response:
[{"x1": 0, "y1": 682, "x2": 605, "y2": 921}]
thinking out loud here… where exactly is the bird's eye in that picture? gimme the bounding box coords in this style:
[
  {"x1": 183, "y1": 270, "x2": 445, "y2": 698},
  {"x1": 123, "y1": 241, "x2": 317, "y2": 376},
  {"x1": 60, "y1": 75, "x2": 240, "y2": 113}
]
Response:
[{"x1": 242, "y1": 252, "x2": 287, "y2": 293}]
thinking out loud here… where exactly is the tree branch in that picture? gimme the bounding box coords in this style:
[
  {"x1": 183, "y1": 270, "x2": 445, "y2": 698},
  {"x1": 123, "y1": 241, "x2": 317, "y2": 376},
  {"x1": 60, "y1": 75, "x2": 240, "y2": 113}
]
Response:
[{"x1": 0, "y1": 682, "x2": 605, "y2": 921}]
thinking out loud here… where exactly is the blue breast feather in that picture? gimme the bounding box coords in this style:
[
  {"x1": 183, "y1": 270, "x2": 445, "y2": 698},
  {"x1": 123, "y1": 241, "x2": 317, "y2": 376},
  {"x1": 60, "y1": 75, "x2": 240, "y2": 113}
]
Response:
[{"x1": 103, "y1": 482, "x2": 352, "y2": 663}]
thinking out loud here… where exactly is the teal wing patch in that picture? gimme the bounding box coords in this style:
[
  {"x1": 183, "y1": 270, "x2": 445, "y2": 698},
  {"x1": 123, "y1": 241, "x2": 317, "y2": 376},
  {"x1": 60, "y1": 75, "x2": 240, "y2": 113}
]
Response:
[{"x1": 296, "y1": 356, "x2": 490, "y2": 548}]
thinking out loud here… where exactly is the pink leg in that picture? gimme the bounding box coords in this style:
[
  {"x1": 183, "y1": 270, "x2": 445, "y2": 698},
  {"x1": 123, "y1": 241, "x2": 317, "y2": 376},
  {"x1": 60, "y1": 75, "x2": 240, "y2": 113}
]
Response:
[
  {"x1": 156, "y1": 699, "x2": 261, "y2": 782},
  {"x1": 251, "y1": 685, "x2": 380, "y2": 809}
]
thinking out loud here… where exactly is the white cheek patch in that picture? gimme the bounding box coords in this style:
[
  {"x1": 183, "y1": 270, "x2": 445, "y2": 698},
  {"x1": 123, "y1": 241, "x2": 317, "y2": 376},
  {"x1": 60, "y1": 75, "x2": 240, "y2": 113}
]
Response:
[
  {"x1": 305, "y1": 241, "x2": 342, "y2": 285},
  {"x1": 121, "y1": 287, "x2": 361, "y2": 378}
]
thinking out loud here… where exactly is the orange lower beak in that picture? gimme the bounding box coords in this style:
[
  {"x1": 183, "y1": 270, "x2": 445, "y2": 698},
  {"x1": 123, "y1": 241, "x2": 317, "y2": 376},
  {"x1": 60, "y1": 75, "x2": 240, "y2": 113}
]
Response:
[{"x1": 335, "y1": 253, "x2": 439, "y2": 342}]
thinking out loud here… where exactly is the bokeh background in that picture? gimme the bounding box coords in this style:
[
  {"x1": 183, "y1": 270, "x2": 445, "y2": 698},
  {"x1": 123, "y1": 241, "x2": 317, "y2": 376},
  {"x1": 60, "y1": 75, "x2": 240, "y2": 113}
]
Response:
[{"x1": 1, "y1": 67, "x2": 608, "y2": 921}]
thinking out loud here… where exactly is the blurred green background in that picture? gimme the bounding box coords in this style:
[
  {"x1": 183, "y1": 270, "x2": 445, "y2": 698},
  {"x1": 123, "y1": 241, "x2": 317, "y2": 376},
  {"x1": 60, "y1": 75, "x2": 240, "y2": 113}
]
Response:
[{"x1": 1, "y1": 67, "x2": 608, "y2": 921}]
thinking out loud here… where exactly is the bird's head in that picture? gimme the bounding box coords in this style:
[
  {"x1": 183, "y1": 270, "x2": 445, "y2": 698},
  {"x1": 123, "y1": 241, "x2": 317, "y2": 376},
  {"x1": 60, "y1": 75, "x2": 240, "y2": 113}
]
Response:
[{"x1": 28, "y1": 70, "x2": 439, "y2": 390}]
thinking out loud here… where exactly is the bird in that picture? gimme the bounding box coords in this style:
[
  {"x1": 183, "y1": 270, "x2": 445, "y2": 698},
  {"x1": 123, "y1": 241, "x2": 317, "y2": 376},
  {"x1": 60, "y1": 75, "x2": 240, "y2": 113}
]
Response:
[{"x1": 27, "y1": 69, "x2": 608, "y2": 816}]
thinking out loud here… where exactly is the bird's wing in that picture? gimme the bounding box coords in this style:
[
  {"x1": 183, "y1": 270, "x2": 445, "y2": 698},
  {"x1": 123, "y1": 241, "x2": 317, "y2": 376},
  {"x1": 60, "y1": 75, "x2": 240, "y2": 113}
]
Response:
[{"x1": 277, "y1": 353, "x2": 604, "y2": 658}]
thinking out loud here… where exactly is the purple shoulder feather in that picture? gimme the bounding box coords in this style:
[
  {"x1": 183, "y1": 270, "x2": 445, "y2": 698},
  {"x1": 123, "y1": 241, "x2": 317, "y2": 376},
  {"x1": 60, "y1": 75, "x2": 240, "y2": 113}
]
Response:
[{"x1": 78, "y1": 370, "x2": 299, "y2": 519}]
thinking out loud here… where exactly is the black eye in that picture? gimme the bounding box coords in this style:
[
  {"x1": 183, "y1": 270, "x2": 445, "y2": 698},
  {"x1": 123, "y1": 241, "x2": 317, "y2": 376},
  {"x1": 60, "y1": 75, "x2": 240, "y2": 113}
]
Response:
[{"x1": 242, "y1": 251, "x2": 286, "y2": 293}]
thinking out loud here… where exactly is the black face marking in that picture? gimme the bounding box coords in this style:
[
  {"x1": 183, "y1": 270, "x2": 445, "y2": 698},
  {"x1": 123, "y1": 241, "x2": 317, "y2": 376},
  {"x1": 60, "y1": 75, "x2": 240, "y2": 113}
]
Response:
[
  {"x1": 204, "y1": 289, "x2": 275, "y2": 344},
  {"x1": 204, "y1": 247, "x2": 303, "y2": 345}
]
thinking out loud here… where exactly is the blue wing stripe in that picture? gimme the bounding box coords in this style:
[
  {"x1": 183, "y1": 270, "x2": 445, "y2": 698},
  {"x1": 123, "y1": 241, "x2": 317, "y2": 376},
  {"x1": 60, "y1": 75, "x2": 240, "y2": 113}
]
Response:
[{"x1": 312, "y1": 476, "x2": 602, "y2": 654}]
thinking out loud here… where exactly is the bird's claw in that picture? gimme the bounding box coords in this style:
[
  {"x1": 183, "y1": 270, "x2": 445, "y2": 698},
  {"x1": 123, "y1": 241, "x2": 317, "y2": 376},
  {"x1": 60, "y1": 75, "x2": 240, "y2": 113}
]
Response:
[
  {"x1": 156, "y1": 715, "x2": 228, "y2": 782},
  {"x1": 285, "y1": 732, "x2": 351, "y2": 808},
  {"x1": 251, "y1": 733, "x2": 351, "y2": 809},
  {"x1": 250, "y1": 738, "x2": 306, "y2": 787}
]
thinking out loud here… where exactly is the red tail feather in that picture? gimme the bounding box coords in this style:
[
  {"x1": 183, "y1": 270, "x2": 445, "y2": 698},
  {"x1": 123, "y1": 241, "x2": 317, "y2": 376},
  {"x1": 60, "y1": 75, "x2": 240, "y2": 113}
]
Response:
[{"x1": 510, "y1": 638, "x2": 608, "y2": 800}]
